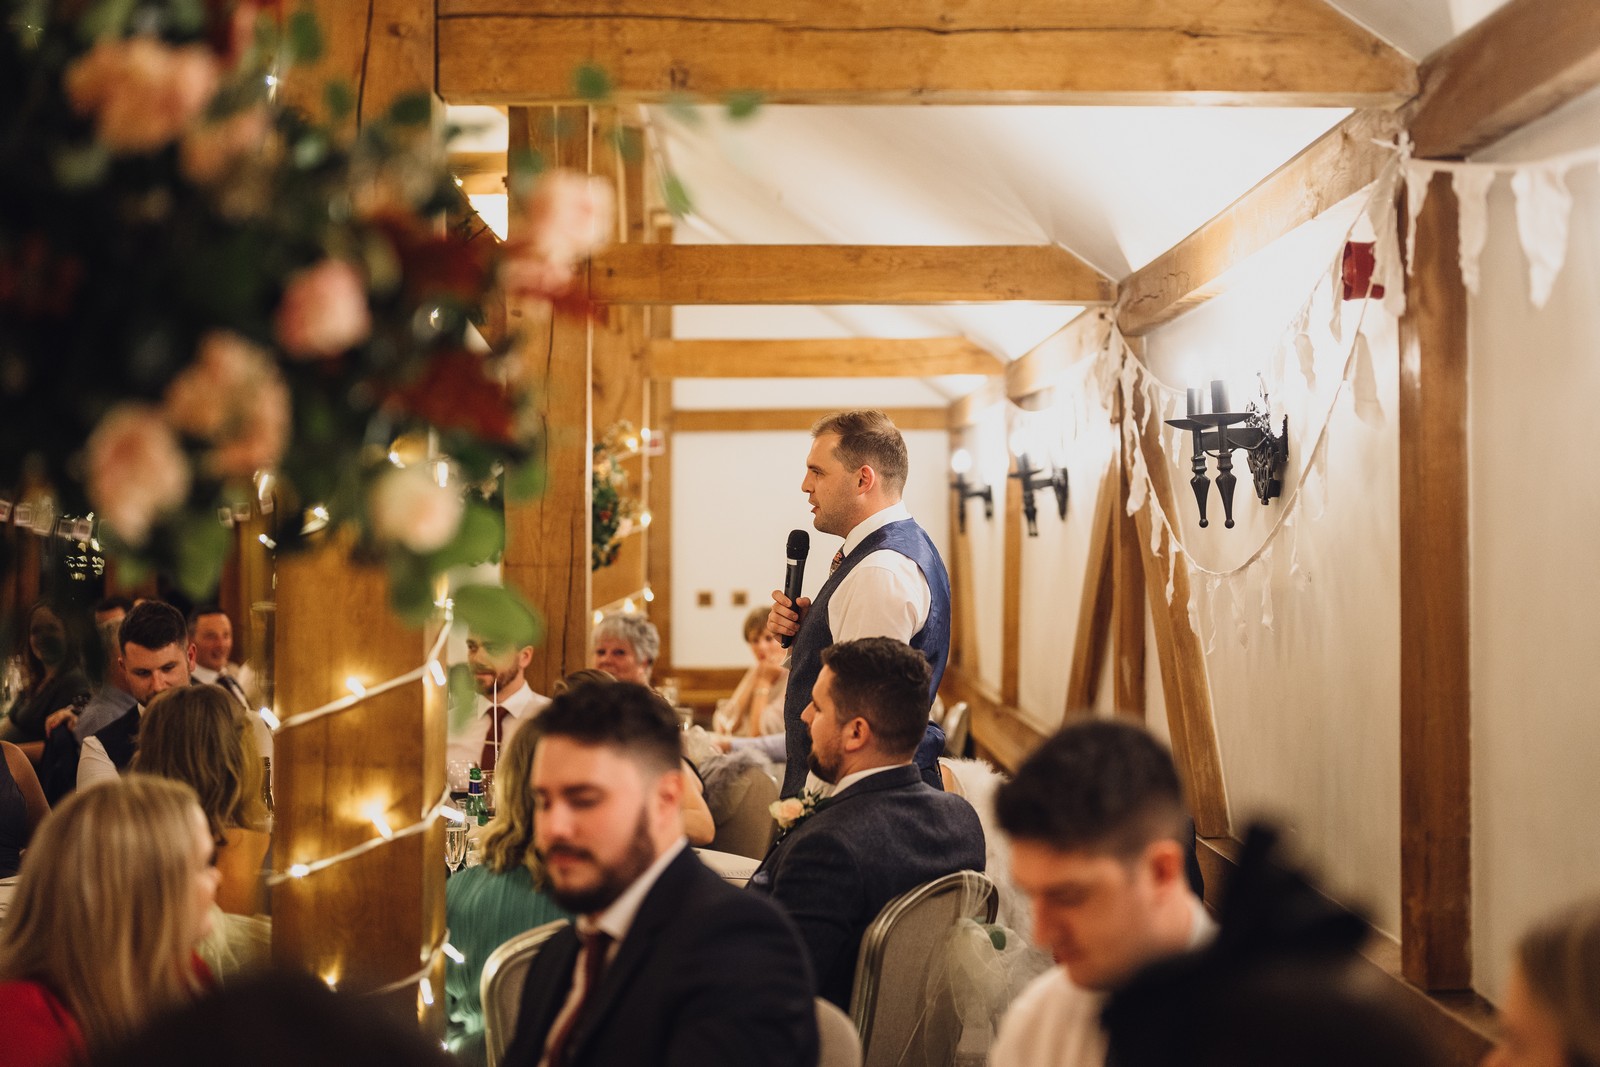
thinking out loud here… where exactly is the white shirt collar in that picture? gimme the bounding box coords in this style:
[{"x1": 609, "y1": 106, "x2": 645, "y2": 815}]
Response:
[
  {"x1": 474, "y1": 683, "x2": 547, "y2": 718},
  {"x1": 829, "y1": 761, "x2": 912, "y2": 797},
  {"x1": 191, "y1": 665, "x2": 219, "y2": 684},
  {"x1": 579, "y1": 837, "x2": 688, "y2": 945},
  {"x1": 842, "y1": 501, "x2": 910, "y2": 556}
]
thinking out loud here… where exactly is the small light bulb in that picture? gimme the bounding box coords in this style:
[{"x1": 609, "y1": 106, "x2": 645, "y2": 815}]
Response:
[
  {"x1": 434, "y1": 461, "x2": 450, "y2": 488},
  {"x1": 638, "y1": 510, "x2": 653, "y2": 528},
  {"x1": 950, "y1": 448, "x2": 973, "y2": 476},
  {"x1": 345, "y1": 676, "x2": 367, "y2": 698},
  {"x1": 427, "y1": 659, "x2": 447, "y2": 687},
  {"x1": 443, "y1": 942, "x2": 466, "y2": 964},
  {"x1": 592, "y1": 610, "x2": 604, "y2": 625},
  {"x1": 420, "y1": 977, "x2": 435, "y2": 1007},
  {"x1": 369, "y1": 809, "x2": 395, "y2": 840},
  {"x1": 290, "y1": 863, "x2": 312, "y2": 879},
  {"x1": 322, "y1": 970, "x2": 338, "y2": 990},
  {"x1": 642, "y1": 588, "x2": 655, "y2": 603},
  {"x1": 441, "y1": 806, "x2": 467, "y2": 824},
  {"x1": 622, "y1": 598, "x2": 636, "y2": 614},
  {"x1": 388, "y1": 450, "x2": 403, "y2": 466},
  {"x1": 259, "y1": 707, "x2": 281, "y2": 730},
  {"x1": 258, "y1": 534, "x2": 277, "y2": 549}
]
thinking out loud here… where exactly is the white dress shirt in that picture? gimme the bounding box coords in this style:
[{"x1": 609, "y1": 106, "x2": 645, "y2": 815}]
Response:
[
  {"x1": 827, "y1": 502, "x2": 932, "y2": 643},
  {"x1": 447, "y1": 682, "x2": 549, "y2": 789},
  {"x1": 77, "y1": 719, "x2": 130, "y2": 789}
]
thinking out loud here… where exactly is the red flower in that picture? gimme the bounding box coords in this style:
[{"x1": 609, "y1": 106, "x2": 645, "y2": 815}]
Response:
[{"x1": 387, "y1": 349, "x2": 518, "y2": 445}]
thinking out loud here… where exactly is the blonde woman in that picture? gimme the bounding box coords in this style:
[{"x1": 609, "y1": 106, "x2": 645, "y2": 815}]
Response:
[
  {"x1": 445, "y1": 718, "x2": 569, "y2": 1066},
  {"x1": 0, "y1": 775, "x2": 219, "y2": 1065},
  {"x1": 1485, "y1": 897, "x2": 1600, "y2": 1067},
  {"x1": 132, "y1": 685, "x2": 269, "y2": 916}
]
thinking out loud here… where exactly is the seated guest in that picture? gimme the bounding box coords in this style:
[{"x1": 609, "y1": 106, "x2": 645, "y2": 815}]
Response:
[
  {"x1": 445, "y1": 719, "x2": 570, "y2": 1066},
  {"x1": 1, "y1": 601, "x2": 91, "y2": 760},
  {"x1": 92, "y1": 596, "x2": 132, "y2": 628},
  {"x1": 713, "y1": 607, "x2": 787, "y2": 738},
  {"x1": 0, "y1": 740, "x2": 49, "y2": 903},
  {"x1": 590, "y1": 613, "x2": 658, "y2": 686},
  {"x1": 70, "y1": 619, "x2": 137, "y2": 741},
  {"x1": 187, "y1": 605, "x2": 273, "y2": 775},
  {"x1": 554, "y1": 669, "x2": 715, "y2": 847},
  {"x1": 748, "y1": 637, "x2": 985, "y2": 1008},
  {"x1": 0, "y1": 775, "x2": 219, "y2": 1065},
  {"x1": 501, "y1": 682, "x2": 818, "y2": 1067},
  {"x1": 78, "y1": 602, "x2": 194, "y2": 789},
  {"x1": 1483, "y1": 895, "x2": 1600, "y2": 1067},
  {"x1": 989, "y1": 720, "x2": 1214, "y2": 1067},
  {"x1": 132, "y1": 686, "x2": 269, "y2": 917},
  {"x1": 447, "y1": 630, "x2": 549, "y2": 792}
]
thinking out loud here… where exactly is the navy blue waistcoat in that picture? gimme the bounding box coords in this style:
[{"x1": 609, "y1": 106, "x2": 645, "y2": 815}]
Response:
[{"x1": 780, "y1": 518, "x2": 951, "y2": 797}]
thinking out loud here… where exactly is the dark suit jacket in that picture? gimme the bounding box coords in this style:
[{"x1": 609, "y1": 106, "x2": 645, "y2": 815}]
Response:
[
  {"x1": 749, "y1": 763, "x2": 987, "y2": 1007},
  {"x1": 502, "y1": 848, "x2": 818, "y2": 1067}
]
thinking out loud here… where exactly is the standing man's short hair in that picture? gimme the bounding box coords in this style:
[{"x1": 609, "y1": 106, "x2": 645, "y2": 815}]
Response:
[
  {"x1": 536, "y1": 681, "x2": 680, "y2": 777},
  {"x1": 818, "y1": 638, "x2": 930, "y2": 755},
  {"x1": 996, "y1": 719, "x2": 1188, "y2": 858},
  {"x1": 811, "y1": 410, "x2": 909, "y2": 494},
  {"x1": 118, "y1": 601, "x2": 189, "y2": 654}
]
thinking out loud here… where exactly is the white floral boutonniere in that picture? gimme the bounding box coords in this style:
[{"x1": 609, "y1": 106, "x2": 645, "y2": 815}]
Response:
[{"x1": 770, "y1": 789, "x2": 826, "y2": 835}]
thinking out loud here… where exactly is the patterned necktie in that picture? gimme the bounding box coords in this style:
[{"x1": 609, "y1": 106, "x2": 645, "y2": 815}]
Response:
[
  {"x1": 545, "y1": 930, "x2": 613, "y2": 1067},
  {"x1": 829, "y1": 548, "x2": 845, "y2": 575},
  {"x1": 216, "y1": 673, "x2": 248, "y2": 709},
  {"x1": 479, "y1": 706, "x2": 512, "y2": 772}
]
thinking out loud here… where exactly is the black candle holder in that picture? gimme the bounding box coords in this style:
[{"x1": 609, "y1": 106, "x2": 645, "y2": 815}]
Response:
[
  {"x1": 951, "y1": 474, "x2": 994, "y2": 535},
  {"x1": 1163, "y1": 380, "x2": 1289, "y2": 529},
  {"x1": 1009, "y1": 454, "x2": 1069, "y2": 537}
]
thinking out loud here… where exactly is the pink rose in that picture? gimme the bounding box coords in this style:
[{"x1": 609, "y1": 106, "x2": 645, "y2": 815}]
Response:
[
  {"x1": 771, "y1": 798, "x2": 806, "y2": 826},
  {"x1": 164, "y1": 331, "x2": 290, "y2": 478},
  {"x1": 368, "y1": 465, "x2": 464, "y2": 554},
  {"x1": 275, "y1": 259, "x2": 372, "y2": 359},
  {"x1": 64, "y1": 37, "x2": 220, "y2": 154},
  {"x1": 85, "y1": 404, "x2": 192, "y2": 546},
  {"x1": 500, "y1": 170, "x2": 615, "y2": 300},
  {"x1": 180, "y1": 106, "x2": 269, "y2": 185}
]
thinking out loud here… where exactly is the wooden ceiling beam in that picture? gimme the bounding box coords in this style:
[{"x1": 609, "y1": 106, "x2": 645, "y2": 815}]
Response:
[
  {"x1": 436, "y1": 0, "x2": 1414, "y2": 106},
  {"x1": 648, "y1": 337, "x2": 1003, "y2": 378},
  {"x1": 1005, "y1": 310, "x2": 1112, "y2": 402},
  {"x1": 1410, "y1": 0, "x2": 1600, "y2": 159},
  {"x1": 947, "y1": 379, "x2": 1006, "y2": 431},
  {"x1": 1117, "y1": 109, "x2": 1403, "y2": 337},
  {"x1": 672, "y1": 407, "x2": 947, "y2": 432},
  {"x1": 593, "y1": 244, "x2": 1114, "y2": 305}
]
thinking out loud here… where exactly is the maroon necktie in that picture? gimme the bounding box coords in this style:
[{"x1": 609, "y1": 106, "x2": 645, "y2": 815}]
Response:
[
  {"x1": 829, "y1": 548, "x2": 845, "y2": 575},
  {"x1": 546, "y1": 930, "x2": 612, "y2": 1067},
  {"x1": 479, "y1": 706, "x2": 512, "y2": 772}
]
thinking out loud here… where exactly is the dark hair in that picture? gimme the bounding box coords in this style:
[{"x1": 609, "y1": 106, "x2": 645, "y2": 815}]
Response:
[
  {"x1": 118, "y1": 601, "x2": 189, "y2": 655},
  {"x1": 819, "y1": 638, "x2": 929, "y2": 755},
  {"x1": 94, "y1": 596, "x2": 133, "y2": 617},
  {"x1": 996, "y1": 719, "x2": 1186, "y2": 857},
  {"x1": 185, "y1": 605, "x2": 229, "y2": 635},
  {"x1": 535, "y1": 681, "x2": 681, "y2": 777},
  {"x1": 811, "y1": 410, "x2": 909, "y2": 494},
  {"x1": 18, "y1": 600, "x2": 83, "y2": 690}
]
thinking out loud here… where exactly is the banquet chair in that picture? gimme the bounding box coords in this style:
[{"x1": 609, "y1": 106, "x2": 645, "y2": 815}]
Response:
[
  {"x1": 848, "y1": 870, "x2": 998, "y2": 1067},
  {"x1": 708, "y1": 761, "x2": 779, "y2": 859},
  {"x1": 481, "y1": 919, "x2": 569, "y2": 1067},
  {"x1": 941, "y1": 702, "x2": 971, "y2": 759},
  {"x1": 817, "y1": 996, "x2": 864, "y2": 1067}
]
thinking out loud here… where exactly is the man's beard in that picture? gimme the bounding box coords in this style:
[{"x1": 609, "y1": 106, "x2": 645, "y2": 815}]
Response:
[
  {"x1": 474, "y1": 663, "x2": 522, "y2": 697},
  {"x1": 807, "y1": 742, "x2": 842, "y2": 785},
  {"x1": 540, "y1": 809, "x2": 658, "y2": 915}
]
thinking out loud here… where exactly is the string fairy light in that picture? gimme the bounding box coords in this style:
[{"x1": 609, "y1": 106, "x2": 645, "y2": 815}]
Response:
[{"x1": 265, "y1": 787, "x2": 452, "y2": 887}]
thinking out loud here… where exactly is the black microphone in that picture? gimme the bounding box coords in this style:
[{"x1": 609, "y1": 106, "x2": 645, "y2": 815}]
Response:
[{"x1": 779, "y1": 529, "x2": 810, "y2": 649}]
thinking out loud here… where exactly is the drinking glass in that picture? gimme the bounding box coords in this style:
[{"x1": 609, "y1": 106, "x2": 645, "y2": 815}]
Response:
[{"x1": 445, "y1": 824, "x2": 468, "y2": 873}]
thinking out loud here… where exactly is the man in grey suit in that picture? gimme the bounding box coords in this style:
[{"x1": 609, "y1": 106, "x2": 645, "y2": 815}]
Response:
[{"x1": 749, "y1": 637, "x2": 986, "y2": 1007}]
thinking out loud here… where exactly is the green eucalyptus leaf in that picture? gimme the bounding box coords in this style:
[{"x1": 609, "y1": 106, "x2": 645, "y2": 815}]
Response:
[
  {"x1": 52, "y1": 143, "x2": 108, "y2": 189},
  {"x1": 660, "y1": 173, "x2": 693, "y2": 218},
  {"x1": 426, "y1": 500, "x2": 503, "y2": 571},
  {"x1": 388, "y1": 92, "x2": 433, "y2": 127},
  {"x1": 293, "y1": 130, "x2": 329, "y2": 169},
  {"x1": 174, "y1": 513, "x2": 230, "y2": 598},
  {"x1": 724, "y1": 90, "x2": 763, "y2": 120},
  {"x1": 324, "y1": 79, "x2": 354, "y2": 123},
  {"x1": 573, "y1": 64, "x2": 612, "y2": 102},
  {"x1": 78, "y1": 0, "x2": 138, "y2": 40},
  {"x1": 166, "y1": 0, "x2": 206, "y2": 34},
  {"x1": 447, "y1": 663, "x2": 477, "y2": 728},
  {"x1": 508, "y1": 147, "x2": 544, "y2": 198},
  {"x1": 387, "y1": 555, "x2": 437, "y2": 622},
  {"x1": 610, "y1": 125, "x2": 644, "y2": 165},
  {"x1": 452, "y1": 583, "x2": 541, "y2": 648},
  {"x1": 504, "y1": 459, "x2": 546, "y2": 501},
  {"x1": 286, "y1": 8, "x2": 323, "y2": 65}
]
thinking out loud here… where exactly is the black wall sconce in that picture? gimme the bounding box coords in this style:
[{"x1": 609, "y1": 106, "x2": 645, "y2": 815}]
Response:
[
  {"x1": 1163, "y1": 379, "x2": 1288, "y2": 529},
  {"x1": 949, "y1": 449, "x2": 994, "y2": 535},
  {"x1": 1009, "y1": 451, "x2": 1068, "y2": 538}
]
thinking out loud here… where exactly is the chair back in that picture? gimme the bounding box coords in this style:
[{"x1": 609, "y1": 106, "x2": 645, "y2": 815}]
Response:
[
  {"x1": 817, "y1": 996, "x2": 864, "y2": 1067},
  {"x1": 941, "y1": 702, "x2": 970, "y2": 759},
  {"x1": 481, "y1": 919, "x2": 569, "y2": 1067},
  {"x1": 709, "y1": 761, "x2": 779, "y2": 859},
  {"x1": 849, "y1": 870, "x2": 998, "y2": 1067}
]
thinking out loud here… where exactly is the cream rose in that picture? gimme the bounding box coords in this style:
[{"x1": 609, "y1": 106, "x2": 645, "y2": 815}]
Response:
[
  {"x1": 500, "y1": 170, "x2": 615, "y2": 300},
  {"x1": 368, "y1": 464, "x2": 464, "y2": 554},
  {"x1": 180, "y1": 106, "x2": 269, "y2": 186},
  {"x1": 85, "y1": 403, "x2": 192, "y2": 546},
  {"x1": 165, "y1": 331, "x2": 290, "y2": 478},
  {"x1": 275, "y1": 259, "x2": 372, "y2": 359}
]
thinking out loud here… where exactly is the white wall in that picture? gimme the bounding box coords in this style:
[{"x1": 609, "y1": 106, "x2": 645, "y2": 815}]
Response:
[
  {"x1": 1469, "y1": 92, "x2": 1600, "y2": 1000},
  {"x1": 957, "y1": 406, "x2": 1011, "y2": 694},
  {"x1": 670, "y1": 428, "x2": 950, "y2": 667},
  {"x1": 1141, "y1": 200, "x2": 1403, "y2": 938}
]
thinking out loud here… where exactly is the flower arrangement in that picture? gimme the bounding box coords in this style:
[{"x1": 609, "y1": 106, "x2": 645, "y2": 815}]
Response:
[
  {"x1": 0, "y1": 0, "x2": 614, "y2": 639},
  {"x1": 591, "y1": 420, "x2": 640, "y2": 571},
  {"x1": 770, "y1": 789, "x2": 827, "y2": 837}
]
